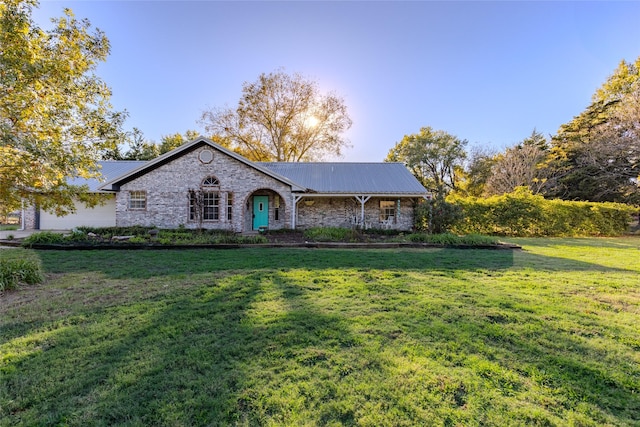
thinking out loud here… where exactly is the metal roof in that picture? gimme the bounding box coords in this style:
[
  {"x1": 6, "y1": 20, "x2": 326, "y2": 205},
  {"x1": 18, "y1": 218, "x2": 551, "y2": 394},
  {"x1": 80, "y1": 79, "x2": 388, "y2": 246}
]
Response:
[
  {"x1": 259, "y1": 162, "x2": 428, "y2": 195},
  {"x1": 68, "y1": 161, "x2": 147, "y2": 192}
]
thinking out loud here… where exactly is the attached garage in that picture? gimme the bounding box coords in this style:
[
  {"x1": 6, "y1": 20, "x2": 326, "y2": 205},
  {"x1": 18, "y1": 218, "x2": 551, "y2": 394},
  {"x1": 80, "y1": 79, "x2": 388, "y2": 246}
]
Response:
[
  {"x1": 22, "y1": 161, "x2": 147, "y2": 230},
  {"x1": 39, "y1": 195, "x2": 117, "y2": 230}
]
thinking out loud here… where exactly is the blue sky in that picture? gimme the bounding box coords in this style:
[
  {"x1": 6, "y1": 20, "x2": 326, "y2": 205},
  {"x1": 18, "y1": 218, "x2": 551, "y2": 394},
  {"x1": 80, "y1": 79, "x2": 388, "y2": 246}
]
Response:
[{"x1": 34, "y1": 1, "x2": 640, "y2": 162}]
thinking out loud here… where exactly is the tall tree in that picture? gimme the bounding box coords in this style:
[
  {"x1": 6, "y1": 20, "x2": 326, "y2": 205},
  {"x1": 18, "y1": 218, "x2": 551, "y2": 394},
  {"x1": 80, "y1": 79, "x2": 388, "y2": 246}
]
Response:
[
  {"x1": 546, "y1": 57, "x2": 640, "y2": 203},
  {"x1": 121, "y1": 128, "x2": 159, "y2": 160},
  {"x1": 461, "y1": 146, "x2": 498, "y2": 197},
  {"x1": 485, "y1": 130, "x2": 550, "y2": 196},
  {"x1": 386, "y1": 126, "x2": 467, "y2": 193},
  {"x1": 199, "y1": 69, "x2": 352, "y2": 162},
  {"x1": 0, "y1": 0, "x2": 125, "y2": 214}
]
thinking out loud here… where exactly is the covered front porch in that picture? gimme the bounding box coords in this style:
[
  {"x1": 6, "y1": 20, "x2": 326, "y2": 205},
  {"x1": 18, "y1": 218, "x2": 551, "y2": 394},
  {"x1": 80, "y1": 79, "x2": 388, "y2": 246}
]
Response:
[{"x1": 291, "y1": 193, "x2": 430, "y2": 231}]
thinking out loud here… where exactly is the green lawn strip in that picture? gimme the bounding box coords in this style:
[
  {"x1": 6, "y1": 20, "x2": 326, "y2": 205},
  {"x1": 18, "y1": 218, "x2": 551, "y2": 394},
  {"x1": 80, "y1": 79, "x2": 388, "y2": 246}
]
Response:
[{"x1": 1, "y1": 240, "x2": 639, "y2": 425}]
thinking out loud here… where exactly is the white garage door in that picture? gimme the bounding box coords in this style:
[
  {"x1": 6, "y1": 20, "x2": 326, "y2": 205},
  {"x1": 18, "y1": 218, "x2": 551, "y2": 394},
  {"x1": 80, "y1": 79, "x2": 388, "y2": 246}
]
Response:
[{"x1": 39, "y1": 196, "x2": 116, "y2": 230}]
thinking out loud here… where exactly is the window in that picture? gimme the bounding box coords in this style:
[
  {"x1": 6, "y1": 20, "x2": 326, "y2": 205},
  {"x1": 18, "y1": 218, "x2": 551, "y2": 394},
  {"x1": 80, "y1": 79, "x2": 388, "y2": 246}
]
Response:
[
  {"x1": 227, "y1": 193, "x2": 233, "y2": 221},
  {"x1": 129, "y1": 191, "x2": 146, "y2": 210},
  {"x1": 203, "y1": 192, "x2": 219, "y2": 220},
  {"x1": 189, "y1": 191, "x2": 219, "y2": 221},
  {"x1": 380, "y1": 200, "x2": 395, "y2": 221},
  {"x1": 202, "y1": 176, "x2": 219, "y2": 187}
]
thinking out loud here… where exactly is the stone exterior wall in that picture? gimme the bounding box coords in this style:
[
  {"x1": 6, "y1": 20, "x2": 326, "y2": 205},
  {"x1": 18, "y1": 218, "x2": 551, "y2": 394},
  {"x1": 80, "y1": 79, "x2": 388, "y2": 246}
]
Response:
[
  {"x1": 23, "y1": 204, "x2": 37, "y2": 229},
  {"x1": 295, "y1": 197, "x2": 416, "y2": 231},
  {"x1": 116, "y1": 146, "x2": 294, "y2": 232},
  {"x1": 113, "y1": 143, "x2": 421, "y2": 232}
]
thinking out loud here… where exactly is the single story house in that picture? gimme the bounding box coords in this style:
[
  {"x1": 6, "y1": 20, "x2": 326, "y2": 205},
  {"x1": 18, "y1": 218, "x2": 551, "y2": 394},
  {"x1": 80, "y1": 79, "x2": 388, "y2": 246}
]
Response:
[{"x1": 24, "y1": 137, "x2": 430, "y2": 232}]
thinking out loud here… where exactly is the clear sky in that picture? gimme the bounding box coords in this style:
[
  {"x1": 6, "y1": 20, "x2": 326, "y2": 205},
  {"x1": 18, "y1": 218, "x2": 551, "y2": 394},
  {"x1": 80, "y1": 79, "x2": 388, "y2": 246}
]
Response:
[{"x1": 33, "y1": 1, "x2": 640, "y2": 162}]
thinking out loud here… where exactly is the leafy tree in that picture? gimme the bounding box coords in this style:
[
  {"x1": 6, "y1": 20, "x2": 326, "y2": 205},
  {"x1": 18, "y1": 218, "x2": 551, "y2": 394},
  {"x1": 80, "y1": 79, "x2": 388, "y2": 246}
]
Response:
[
  {"x1": 545, "y1": 57, "x2": 640, "y2": 203},
  {"x1": 121, "y1": 128, "x2": 159, "y2": 160},
  {"x1": 1, "y1": 0, "x2": 125, "y2": 215},
  {"x1": 199, "y1": 69, "x2": 352, "y2": 162},
  {"x1": 485, "y1": 130, "x2": 550, "y2": 196},
  {"x1": 386, "y1": 126, "x2": 467, "y2": 193},
  {"x1": 158, "y1": 130, "x2": 200, "y2": 155},
  {"x1": 460, "y1": 146, "x2": 498, "y2": 197}
]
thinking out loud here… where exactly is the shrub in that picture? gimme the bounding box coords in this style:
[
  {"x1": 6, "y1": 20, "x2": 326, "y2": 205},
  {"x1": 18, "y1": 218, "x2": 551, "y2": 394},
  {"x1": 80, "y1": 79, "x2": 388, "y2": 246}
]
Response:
[
  {"x1": 304, "y1": 227, "x2": 359, "y2": 242},
  {"x1": 22, "y1": 231, "x2": 65, "y2": 246},
  {"x1": 126, "y1": 236, "x2": 148, "y2": 244},
  {"x1": 0, "y1": 258, "x2": 44, "y2": 291},
  {"x1": 236, "y1": 235, "x2": 268, "y2": 244},
  {"x1": 414, "y1": 190, "x2": 464, "y2": 234},
  {"x1": 405, "y1": 233, "x2": 499, "y2": 246},
  {"x1": 449, "y1": 187, "x2": 637, "y2": 237},
  {"x1": 77, "y1": 226, "x2": 154, "y2": 239}
]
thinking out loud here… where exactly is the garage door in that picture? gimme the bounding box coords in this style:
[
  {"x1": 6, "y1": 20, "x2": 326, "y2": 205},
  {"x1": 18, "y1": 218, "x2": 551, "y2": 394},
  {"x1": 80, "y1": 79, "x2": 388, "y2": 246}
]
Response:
[{"x1": 39, "y1": 195, "x2": 116, "y2": 229}]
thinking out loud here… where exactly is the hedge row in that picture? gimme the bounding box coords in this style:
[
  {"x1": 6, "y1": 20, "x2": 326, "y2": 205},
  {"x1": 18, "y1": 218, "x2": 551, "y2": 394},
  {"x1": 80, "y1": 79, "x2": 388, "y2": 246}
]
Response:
[{"x1": 448, "y1": 188, "x2": 637, "y2": 237}]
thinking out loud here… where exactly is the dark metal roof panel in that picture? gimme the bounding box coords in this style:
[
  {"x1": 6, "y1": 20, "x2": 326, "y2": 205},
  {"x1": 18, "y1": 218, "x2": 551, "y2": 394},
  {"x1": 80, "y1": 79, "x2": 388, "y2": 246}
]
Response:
[
  {"x1": 259, "y1": 162, "x2": 428, "y2": 194},
  {"x1": 68, "y1": 161, "x2": 147, "y2": 191}
]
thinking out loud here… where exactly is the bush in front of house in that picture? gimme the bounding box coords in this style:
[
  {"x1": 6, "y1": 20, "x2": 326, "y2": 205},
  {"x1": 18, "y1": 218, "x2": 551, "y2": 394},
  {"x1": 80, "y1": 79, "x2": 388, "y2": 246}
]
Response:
[
  {"x1": 0, "y1": 258, "x2": 44, "y2": 291},
  {"x1": 414, "y1": 190, "x2": 464, "y2": 234},
  {"x1": 22, "y1": 227, "x2": 269, "y2": 246},
  {"x1": 77, "y1": 226, "x2": 155, "y2": 239},
  {"x1": 303, "y1": 227, "x2": 360, "y2": 242},
  {"x1": 21, "y1": 231, "x2": 66, "y2": 246}
]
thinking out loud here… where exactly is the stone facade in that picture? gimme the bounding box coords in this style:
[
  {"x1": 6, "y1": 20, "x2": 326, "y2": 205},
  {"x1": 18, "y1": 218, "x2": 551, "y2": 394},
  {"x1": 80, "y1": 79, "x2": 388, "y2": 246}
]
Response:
[
  {"x1": 114, "y1": 143, "x2": 421, "y2": 232},
  {"x1": 296, "y1": 197, "x2": 415, "y2": 230},
  {"x1": 23, "y1": 204, "x2": 37, "y2": 229},
  {"x1": 116, "y1": 146, "x2": 293, "y2": 232}
]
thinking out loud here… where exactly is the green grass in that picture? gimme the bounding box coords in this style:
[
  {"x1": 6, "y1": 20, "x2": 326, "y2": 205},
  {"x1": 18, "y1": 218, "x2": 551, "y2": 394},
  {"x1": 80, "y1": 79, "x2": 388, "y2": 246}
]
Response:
[
  {"x1": 0, "y1": 257, "x2": 44, "y2": 291},
  {"x1": 1, "y1": 238, "x2": 639, "y2": 426}
]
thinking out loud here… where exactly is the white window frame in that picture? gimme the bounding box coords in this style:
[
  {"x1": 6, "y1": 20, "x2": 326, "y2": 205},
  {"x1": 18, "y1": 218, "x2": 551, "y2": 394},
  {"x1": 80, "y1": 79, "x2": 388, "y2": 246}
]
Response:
[{"x1": 129, "y1": 191, "x2": 147, "y2": 210}]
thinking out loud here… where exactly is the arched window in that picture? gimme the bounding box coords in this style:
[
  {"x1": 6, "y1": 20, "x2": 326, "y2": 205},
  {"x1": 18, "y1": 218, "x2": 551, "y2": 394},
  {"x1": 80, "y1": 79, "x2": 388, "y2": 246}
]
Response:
[{"x1": 202, "y1": 176, "x2": 220, "y2": 187}]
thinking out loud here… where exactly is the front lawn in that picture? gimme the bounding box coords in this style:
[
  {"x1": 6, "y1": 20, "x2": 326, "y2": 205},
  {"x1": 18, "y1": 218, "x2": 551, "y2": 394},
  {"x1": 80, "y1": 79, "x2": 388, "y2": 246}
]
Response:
[{"x1": 1, "y1": 238, "x2": 639, "y2": 426}]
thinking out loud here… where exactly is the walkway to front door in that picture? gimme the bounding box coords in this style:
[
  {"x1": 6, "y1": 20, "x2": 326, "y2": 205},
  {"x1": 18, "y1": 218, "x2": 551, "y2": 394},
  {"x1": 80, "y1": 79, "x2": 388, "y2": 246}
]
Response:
[{"x1": 252, "y1": 196, "x2": 268, "y2": 230}]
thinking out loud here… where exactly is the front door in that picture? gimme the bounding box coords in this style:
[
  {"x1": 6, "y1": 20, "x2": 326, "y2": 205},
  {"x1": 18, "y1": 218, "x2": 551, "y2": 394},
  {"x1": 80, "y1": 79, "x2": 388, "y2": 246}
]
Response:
[{"x1": 253, "y1": 196, "x2": 269, "y2": 230}]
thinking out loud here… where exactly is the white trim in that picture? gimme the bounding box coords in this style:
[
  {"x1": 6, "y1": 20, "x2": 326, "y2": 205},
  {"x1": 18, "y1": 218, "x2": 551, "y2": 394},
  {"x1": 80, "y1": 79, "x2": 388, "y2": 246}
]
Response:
[
  {"x1": 354, "y1": 195, "x2": 371, "y2": 226},
  {"x1": 20, "y1": 199, "x2": 25, "y2": 231},
  {"x1": 292, "y1": 194, "x2": 305, "y2": 229}
]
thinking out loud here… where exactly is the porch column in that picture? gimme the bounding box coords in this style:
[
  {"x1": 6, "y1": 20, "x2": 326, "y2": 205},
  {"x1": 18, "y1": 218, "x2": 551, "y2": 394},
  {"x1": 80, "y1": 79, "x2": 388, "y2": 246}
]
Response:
[
  {"x1": 292, "y1": 195, "x2": 304, "y2": 229},
  {"x1": 354, "y1": 195, "x2": 371, "y2": 227},
  {"x1": 20, "y1": 199, "x2": 25, "y2": 231}
]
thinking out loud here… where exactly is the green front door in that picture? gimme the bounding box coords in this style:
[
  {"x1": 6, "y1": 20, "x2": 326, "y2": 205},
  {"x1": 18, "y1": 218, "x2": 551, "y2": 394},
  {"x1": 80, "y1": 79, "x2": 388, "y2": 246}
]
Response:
[{"x1": 253, "y1": 196, "x2": 269, "y2": 230}]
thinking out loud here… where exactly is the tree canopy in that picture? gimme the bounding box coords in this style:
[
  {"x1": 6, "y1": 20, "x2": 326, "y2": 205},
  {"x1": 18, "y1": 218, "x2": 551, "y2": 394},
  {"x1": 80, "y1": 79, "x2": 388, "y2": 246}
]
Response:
[
  {"x1": 545, "y1": 57, "x2": 640, "y2": 203},
  {"x1": 199, "y1": 69, "x2": 352, "y2": 162},
  {"x1": 1, "y1": 0, "x2": 125, "y2": 214},
  {"x1": 386, "y1": 127, "x2": 467, "y2": 193},
  {"x1": 485, "y1": 130, "x2": 550, "y2": 196}
]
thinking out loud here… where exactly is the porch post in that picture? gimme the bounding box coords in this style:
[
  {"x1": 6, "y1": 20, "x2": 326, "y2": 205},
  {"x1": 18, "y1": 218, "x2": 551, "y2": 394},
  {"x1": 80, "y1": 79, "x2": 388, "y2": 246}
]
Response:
[
  {"x1": 292, "y1": 195, "x2": 304, "y2": 229},
  {"x1": 354, "y1": 195, "x2": 371, "y2": 227},
  {"x1": 20, "y1": 198, "x2": 25, "y2": 231}
]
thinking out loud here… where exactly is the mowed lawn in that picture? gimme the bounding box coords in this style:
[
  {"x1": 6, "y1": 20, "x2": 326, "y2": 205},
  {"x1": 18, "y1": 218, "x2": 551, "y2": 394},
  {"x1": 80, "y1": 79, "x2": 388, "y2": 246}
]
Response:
[{"x1": 1, "y1": 238, "x2": 639, "y2": 426}]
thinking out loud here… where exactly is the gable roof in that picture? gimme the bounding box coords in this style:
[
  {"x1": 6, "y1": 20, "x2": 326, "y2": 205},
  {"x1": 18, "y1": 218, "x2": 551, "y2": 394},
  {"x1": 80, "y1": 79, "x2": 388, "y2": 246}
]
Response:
[
  {"x1": 95, "y1": 137, "x2": 429, "y2": 196},
  {"x1": 260, "y1": 162, "x2": 428, "y2": 195},
  {"x1": 98, "y1": 138, "x2": 306, "y2": 192}
]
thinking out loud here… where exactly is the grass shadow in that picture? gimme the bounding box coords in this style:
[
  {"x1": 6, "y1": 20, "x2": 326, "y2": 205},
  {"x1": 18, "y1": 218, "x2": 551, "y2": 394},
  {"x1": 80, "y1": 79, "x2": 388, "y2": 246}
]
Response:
[
  {"x1": 30, "y1": 246, "x2": 632, "y2": 281},
  {"x1": 1, "y1": 269, "x2": 364, "y2": 425}
]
